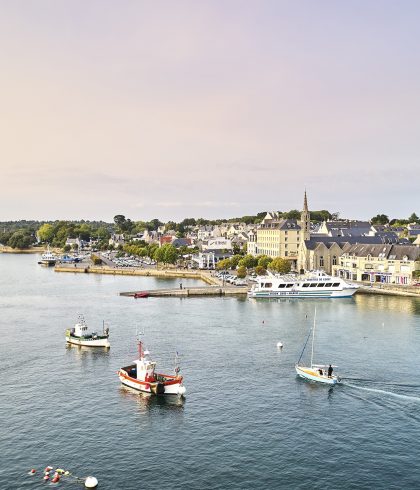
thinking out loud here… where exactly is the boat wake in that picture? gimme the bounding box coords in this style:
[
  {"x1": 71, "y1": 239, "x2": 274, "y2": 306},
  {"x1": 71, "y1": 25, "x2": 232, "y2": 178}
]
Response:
[{"x1": 343, "y1": 382, "x2": 420, "y2": 403}]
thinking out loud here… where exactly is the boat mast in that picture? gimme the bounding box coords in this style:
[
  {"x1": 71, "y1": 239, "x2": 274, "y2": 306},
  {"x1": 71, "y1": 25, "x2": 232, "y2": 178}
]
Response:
[{"x1": 310, "y1": 308, "x2": 316, "y2": 368}]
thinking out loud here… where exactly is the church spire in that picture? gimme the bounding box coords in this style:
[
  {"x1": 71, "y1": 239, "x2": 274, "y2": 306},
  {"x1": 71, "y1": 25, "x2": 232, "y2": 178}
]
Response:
[{"x1": 301, "y1": 189, "x2": 310, "y2": 239}]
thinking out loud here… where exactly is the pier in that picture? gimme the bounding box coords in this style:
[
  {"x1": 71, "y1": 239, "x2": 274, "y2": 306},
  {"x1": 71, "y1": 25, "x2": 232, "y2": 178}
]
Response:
[{"x1": 119, "y1": 285, "x2": 248, "y2": 297}]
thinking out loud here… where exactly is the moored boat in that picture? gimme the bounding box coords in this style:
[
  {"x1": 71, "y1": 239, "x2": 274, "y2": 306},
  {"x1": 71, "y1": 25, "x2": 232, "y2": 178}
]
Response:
[
  {"x1": 40, "y1": 245, "x2": 58, "y2": 266},
  {"x1": 66, "y1": 316, "x2": 110, "y2": 348},
  {"x1": 118, "y1": 337, "x2": 186, "y2": 396},
  {"x1": 249, "y1": 270, "x2": 358, "y2": 299}
]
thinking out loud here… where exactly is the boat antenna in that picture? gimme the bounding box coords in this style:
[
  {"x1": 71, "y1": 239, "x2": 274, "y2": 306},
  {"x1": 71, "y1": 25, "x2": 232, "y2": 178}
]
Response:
[
  {"x1": 136, "y1": 328, "x2": 145, "y2": 359},
  {"x1": 310, "y1": 307, "x2": 317, "y2": 369}
]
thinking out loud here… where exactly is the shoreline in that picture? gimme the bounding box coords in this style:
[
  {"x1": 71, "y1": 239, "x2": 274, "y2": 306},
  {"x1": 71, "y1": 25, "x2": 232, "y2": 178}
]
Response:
[{"x1": 54, "y1": 265, "x2": 420, "y2": 298}]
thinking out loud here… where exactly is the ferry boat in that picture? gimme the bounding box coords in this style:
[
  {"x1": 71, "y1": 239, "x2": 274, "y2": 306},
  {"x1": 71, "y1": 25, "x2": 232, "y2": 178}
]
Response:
[
  {"x1": 118, "y1": 338, "x2": 186, "y2": 396},
  {"x1": 40, "y1": 246, "x2": 58, "y2": 266},
  {"x1": 248, "y1": 270, "x2": 358, "y2": 299},
  {"x1": 66, "y1": 316, "x2": 110, "y2": 348}
]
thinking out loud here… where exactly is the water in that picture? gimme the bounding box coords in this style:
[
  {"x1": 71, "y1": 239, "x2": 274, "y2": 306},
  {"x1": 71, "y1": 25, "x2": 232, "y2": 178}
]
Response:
[{"x1": 1, "y1": 254, "x2": 420, "y2": 489}]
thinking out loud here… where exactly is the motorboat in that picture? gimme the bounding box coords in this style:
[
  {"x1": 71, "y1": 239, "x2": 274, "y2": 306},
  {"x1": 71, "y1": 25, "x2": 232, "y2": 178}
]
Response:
[
  {"x1": 249, "y1": 270, "x2": 358, "y2": 299},
  {"x1": 40, "y1": 246, "x2": 58, "y2": 266},
  {"x1": 118, "y1": 337, "x2": 186, "y2": 396},
  {"x1": 66, "y1": 316, "x2": 110, "y2": 348}
]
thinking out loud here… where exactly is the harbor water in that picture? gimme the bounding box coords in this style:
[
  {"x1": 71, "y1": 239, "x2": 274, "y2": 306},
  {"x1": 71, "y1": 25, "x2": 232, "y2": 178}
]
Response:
[{"x1": 1, "y1": 254, "x2": 420, "y2": 489}]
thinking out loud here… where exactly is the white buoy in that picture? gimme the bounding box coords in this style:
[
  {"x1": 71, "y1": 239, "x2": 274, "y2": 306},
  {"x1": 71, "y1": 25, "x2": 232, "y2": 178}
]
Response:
[
  {"x1": 277, "y1": 342, "x2": 283, "y2": 349},
  {"x1": 85, "y1": 476, "x2": 98, "y2": 488}
]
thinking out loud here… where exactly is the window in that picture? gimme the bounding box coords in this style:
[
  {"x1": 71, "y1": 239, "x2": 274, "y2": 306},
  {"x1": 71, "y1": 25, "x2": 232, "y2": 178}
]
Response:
[
  {"x1": 286, "y1": 284, "x2": 293, "y2": 288},
  {"x1": 279, "y1": 284, "x2": 285, "y2": 288},
  {"x1": 302, "y1": 283, "x2": 310, "y2": 288},
  {"x1": 319, "y1": 256, "x2": 324, "y2": 267},
  {"x1": 263, "y1": 283, "x2": 272, "y2": 288},
  {"x1": 325, "y1": 283, "x2": 332, "y2": 287},
  {"x1": 310, "y1": 283, "x2": 317, "y2": 288},
  {"x1": 332, "y1": 283, "x2": 340, "y2": 287},
  {"x1": 332, "y1": 255, "x2": 337, "y2": 265},
  {"x1": 285, "y1": 251, "x2": 288, "y2": 256},
  {"x1": 316, "y1": 283, "x2": 325, "y2": 287}
]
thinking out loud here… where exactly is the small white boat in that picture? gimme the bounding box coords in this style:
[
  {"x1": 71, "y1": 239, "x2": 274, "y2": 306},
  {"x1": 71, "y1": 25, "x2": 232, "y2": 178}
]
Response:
[
  {"x1": 249, "y1": 270, "x2": 358, "y2": 299},
  {"x1": 118, "y1": 337, "x2": 186, "y2": 396},
  {"x1": 295, "y1": 308, "x2": 340, "y2": 385},
  {"x1": 40, "y1": 245, "x2": 58, "y2": 266},
  {"x1": 66, "y1": 316, "x2": 110, "y2": 348}
]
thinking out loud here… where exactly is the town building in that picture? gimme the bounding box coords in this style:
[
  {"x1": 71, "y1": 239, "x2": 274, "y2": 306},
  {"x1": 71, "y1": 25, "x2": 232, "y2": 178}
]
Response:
[
  {"x1": 332, "y1": 244, "x2": 420, "y2": 285},
  {"x1": 298, "y1": 235, "x2": 404, "y2": 275},
  {"x1": 254, "y1": 191, "x2": 311, "y2": 268}
]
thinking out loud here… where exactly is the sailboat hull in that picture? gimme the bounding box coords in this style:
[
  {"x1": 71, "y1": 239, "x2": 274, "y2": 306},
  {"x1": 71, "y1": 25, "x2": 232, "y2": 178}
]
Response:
[{"x1": 295, "y1": 365, "x2": 339, "y2": 385}]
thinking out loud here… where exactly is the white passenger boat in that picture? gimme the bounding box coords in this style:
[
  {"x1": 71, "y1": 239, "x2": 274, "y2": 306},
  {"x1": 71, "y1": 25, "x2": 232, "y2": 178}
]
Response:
[
  {"x1": 248, "y1": 270, "x2": 358, "y2": 299},
  {"x1": 40, "y1": 246, "x2": 58, "y2": 266},
  {"x1": 118, "y1": 337, "x2": 186, "y2": 396},
  {"x1": 66, "y1": 316, "x2": 110, "y2": 348},
  {"x1": 295, "y1": 308, "x2": 341, "y2": 385}
]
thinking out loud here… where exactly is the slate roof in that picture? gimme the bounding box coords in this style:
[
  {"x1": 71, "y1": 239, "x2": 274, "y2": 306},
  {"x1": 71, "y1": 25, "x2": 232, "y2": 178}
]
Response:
[
  {"x1": 303, "y1": 235, "x2": 402, "y2": 251},
  {"x1": 341, "y1": 244, "x2": 420, "y2": 261}
]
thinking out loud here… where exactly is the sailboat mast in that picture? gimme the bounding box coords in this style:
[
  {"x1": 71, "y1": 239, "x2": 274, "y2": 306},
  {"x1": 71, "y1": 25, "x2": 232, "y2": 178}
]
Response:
[{"x1": 310, "y1": 308, "x2": 316, "y2": 368}]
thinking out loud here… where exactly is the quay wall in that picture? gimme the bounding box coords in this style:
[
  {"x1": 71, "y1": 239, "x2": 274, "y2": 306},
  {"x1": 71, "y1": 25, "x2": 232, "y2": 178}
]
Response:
[
  {"x1": 54, "y1": 265, "x2": 220, "y2": 285},
  {"x1": 356, "y1": 282, "x2": 420, "y2": 298}
]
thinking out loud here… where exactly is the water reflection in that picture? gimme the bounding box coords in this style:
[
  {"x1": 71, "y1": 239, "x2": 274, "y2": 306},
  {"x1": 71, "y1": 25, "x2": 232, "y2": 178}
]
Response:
[
  {"x1": 65, "y1": 343, "x2": 111, "y2": 363},
  {"x1": 355, "y1": 294, "x2": 420, "y2": 314},
  {"x1": 119, "y1": 385, "x2": 185, "y2": 413}
]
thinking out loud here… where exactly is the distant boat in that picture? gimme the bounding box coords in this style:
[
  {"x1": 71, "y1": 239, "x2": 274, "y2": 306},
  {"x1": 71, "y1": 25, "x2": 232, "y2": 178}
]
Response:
[
  {"x1": 66, "y1": 315, "x2": 110, "y2": 348},
  {"x1": 59, "y1": 254, "x2": 81, "y2": 263},
  {"x1": 295, "y1": 308, "x2": 341, "y2": 385},
  {"x1": 249, "y1": 270, "x2": 358, "y2": 299},
  {"x1": 118, "y1": 336, "x2": 186, "y2": 396},
  {"x1": 40, "y1": 245, "x2": 58, "y2": 266}
]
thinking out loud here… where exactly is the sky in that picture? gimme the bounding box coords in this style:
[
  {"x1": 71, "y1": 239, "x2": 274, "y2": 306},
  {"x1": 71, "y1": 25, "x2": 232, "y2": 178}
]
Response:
[{"x1": 0, "y1": 0, "x2": 419, "y2": 222}]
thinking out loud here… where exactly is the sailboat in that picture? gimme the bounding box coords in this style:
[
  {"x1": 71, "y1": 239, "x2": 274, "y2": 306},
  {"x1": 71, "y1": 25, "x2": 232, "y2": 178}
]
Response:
[{"x1": 295, "y1": 308, "x2": 341, "y2": 385}]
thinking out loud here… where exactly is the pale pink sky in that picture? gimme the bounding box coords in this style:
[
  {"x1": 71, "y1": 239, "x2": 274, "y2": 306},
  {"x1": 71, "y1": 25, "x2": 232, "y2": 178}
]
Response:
[{"x1": 0, "y1": 1, "x2": 418, "y2": 221}]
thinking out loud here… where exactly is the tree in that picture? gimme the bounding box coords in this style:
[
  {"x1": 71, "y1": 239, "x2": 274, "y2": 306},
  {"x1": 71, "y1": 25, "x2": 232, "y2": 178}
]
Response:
[
  {"x1": 113, "y1": 215, "x2": 126, "y2": 232},
  {"x1": 153, "y1": 244, "x2": 179, "y2": 265},
  {"x1": 255, "y1": 265, "x2": 266, "y2": 276},
  {"x1": 408, "y1": 213, "x2": 419, "y2": 224},
  {"x1": 230, "y1": 254, "x2": 243, "y2": 269},
  {"x1": 37, "y1": 223, "x2": 55, "y2": 242},
  {"x1": 8, "y1": 231, "x2": 33, "y2": 249},
  {"x1": 258, "y1": 255, "x2": 273, "y2": 269},
  {"x1": 237, "y1": 266, "x2": 247, "y2": 278},
  {"x1": 371, "y1": 214, "x2": 389, "y2": 225},
  {"x1": 216, "y1": 258, "x2": 232, "y2": 270},
  {"x1": 285, "y1": 209, "x2": 300, "y2": 219},
  {"x1": 238, "y1": 254, "x2": 257, "y2": 269},
  {"x1": 269, "y1": 257, "x2": 292, "y2": 274}
]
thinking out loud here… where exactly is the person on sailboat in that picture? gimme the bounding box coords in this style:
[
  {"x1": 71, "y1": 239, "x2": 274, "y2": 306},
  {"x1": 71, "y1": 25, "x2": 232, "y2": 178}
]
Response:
[{"x1": 328, "y1": 365, "x2": 333, "y2": 378}]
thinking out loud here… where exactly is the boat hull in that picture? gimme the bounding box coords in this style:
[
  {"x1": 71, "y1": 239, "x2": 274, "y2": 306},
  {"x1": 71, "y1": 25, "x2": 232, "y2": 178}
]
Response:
[
  {"x1": 118, "y1": 370, "x2": 184, "y2": 396},
  {"x1": 295, "y1": 365, "x2": 339, "y2": 385},
  {"x1": 66, "y1": 336, "x2": 110, "y2": 348},
  {"x1": 249, "y1": 288, "x2": 357, "y2": 299}
]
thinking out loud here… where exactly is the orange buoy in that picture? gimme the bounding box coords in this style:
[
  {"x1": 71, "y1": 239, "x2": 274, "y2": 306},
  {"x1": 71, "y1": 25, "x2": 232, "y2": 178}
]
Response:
[
  {"x1": 44, "y1": 474, "x2": 50, "y2": 481},
  {"x1": 28, "y1": 469, "x2": 36, "y2": 475},
  {"x1": 51, "y1": 473, "x2": 60, "y2": 483}
]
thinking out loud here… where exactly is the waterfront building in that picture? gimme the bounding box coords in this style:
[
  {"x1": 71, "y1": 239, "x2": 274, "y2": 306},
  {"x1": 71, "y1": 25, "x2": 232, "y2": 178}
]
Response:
[
  {"x1": 298, "y1": 235, "x2": 404, "y2": 275},
  {"x1": 332, "y1": 244, "x2": 420, "y2": 285}
]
